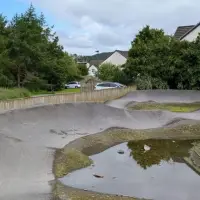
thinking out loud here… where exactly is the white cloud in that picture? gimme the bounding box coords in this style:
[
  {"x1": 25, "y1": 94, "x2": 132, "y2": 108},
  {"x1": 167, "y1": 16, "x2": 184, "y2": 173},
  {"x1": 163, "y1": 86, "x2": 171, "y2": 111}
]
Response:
[{"x1": 19, "y1": 0, "x2": 200, "y2": 54}]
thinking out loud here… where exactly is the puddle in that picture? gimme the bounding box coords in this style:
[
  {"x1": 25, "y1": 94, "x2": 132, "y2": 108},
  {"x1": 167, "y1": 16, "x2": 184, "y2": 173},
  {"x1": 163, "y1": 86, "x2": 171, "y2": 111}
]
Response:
[{"x1": 60, "y1": 140, "x2": 200, "y2": 200}]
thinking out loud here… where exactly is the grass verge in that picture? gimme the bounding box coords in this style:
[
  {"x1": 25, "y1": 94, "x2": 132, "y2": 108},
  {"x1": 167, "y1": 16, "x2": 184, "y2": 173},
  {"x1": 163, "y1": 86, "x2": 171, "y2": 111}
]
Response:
[
  {"x1": 0, "y1": 88, "x2": 81, "y2": 100},
  {"x1": 31, "y1": 88, "x2": 81, "y2": 96},
  {"x1": 128, "y1": 102, "x2": 200, "y2": 112},
  {"x1": 0, "y1": 88, "x2": 31, "y2": 100}
]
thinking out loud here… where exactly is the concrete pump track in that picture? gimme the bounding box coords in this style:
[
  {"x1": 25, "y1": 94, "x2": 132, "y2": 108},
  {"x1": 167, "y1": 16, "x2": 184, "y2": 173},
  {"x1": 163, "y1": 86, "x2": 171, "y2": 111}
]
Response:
[{"x1": 1, "y1": 90, "x2": 200, "y2": 200}]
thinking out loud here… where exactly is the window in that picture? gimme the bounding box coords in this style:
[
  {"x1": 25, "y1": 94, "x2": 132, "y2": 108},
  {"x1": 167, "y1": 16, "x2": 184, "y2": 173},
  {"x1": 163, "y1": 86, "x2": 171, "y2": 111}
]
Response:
[
  {"x1": 68, "y1": 81, "x2": 76, "y2": 85},
  {"x1": 109, "y1": 83, "x2": 117, "y2": 87},
  {"x1": 97, "y1": 83, "x2": 110, "y2": 87}
]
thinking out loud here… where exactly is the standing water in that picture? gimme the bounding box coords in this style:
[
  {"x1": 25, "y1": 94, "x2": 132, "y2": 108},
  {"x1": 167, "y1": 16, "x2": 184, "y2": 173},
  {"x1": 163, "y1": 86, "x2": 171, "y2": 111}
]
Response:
[{"x1": 60, "y1": 139, "x2": 200, "y2": 200}]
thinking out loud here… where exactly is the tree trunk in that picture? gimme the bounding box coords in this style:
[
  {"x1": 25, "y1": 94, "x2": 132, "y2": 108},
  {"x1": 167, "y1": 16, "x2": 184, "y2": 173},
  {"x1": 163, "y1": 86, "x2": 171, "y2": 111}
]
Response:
[{"x1": 17, "y1": 65, "x2": 20, "y2": 88}]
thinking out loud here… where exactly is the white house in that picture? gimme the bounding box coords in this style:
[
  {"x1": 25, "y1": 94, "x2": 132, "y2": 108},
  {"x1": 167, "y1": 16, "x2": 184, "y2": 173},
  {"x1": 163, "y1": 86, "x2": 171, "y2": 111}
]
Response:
[
  {"x1": 174, "y1": 22, "x2": 200, "y2": 41},
  {"x1": 88, "y1": 65, "x2": 98, "y2": 76},
  {"x1": 100, "y1": 50, "x2": 128, "y2": 66},
  {"x1": 77, "y1": 50, "x2": 128, "y2": 77}
]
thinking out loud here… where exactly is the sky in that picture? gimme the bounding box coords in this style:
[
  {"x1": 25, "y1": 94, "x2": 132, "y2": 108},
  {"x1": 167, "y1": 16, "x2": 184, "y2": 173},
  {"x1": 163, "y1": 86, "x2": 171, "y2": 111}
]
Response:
[{"x1": 2, "y1": 0, "x2": 200, "y2": 55}]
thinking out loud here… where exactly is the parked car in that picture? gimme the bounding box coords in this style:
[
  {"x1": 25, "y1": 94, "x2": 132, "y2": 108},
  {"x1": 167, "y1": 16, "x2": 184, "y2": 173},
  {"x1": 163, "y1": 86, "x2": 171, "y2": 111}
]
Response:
[
  {"x1": 94, "y1": 82, "x2": 125, "y2": 90},
  {"x1": 65, "y1": 81, "x2": 81, "y2": 89},
  {"x1": 114, "y1": 82, "x2": 126, "y2": 88}
]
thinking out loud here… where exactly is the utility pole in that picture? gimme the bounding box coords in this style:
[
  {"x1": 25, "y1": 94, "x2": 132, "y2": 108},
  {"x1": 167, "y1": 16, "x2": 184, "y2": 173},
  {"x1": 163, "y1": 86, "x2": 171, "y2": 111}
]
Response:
[{"x1": 95, "y1": 50, "x2": 99, "y2": 67}]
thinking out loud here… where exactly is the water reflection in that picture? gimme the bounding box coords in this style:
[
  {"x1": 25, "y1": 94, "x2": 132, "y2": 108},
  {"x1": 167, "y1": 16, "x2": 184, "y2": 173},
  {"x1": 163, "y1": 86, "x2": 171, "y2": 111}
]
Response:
[
  {"x1": 61, "y1": 140, "x2": 200, "y2": 200},
  {"x1": 127, "y1": 139, "x2": 197, "y2": 169}
]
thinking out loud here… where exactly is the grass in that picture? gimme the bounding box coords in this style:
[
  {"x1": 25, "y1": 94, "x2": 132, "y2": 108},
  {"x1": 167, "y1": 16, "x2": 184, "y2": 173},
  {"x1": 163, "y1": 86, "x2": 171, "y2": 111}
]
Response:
[
  {"x1": 0, "y1": 88, "x2": 81, "y2": 100},
  {"x1": 0, "y1": 88, "x2": 31, "y2": 100},
  {"x1": 31, "y1": 88, "x2": 81, "y2": 96},
  {"x1": 54, "y1": 149, "x2": 93, "y2": 178},
  {"x1": 129, "y1": 102, "x2": 200, "y2": 112}
]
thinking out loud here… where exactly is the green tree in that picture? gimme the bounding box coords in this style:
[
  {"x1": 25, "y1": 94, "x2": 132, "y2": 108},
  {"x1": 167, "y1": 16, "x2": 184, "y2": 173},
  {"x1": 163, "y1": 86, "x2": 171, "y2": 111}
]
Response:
[
  {"x1": 98, "y1": 63, "x2": 116, "y2": 81},
  {"x1": 0, "y1": 15, "x2": 14, "y2": 87},
  {"x1": 124, "y1": 25, "x2": 200, "y2": 90},
  {"x1": 125, "y1": 26, "x2": 176, "y2": 89},
  {"x1": 77, "y1": 63, "x2": 88, "y2": 76},
  {"x1": 98, "y1": 63, "x2": 129, "y2": 84},
  {"x1": 0, "y1": 4, "x2": 80, "y2": 91}
]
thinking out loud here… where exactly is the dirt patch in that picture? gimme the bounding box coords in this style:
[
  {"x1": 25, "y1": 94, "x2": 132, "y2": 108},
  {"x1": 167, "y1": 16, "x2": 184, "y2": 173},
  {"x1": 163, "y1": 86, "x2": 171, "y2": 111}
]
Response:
[{"x1": 127, "y1": 102, "x2": 200, "y2": 112}]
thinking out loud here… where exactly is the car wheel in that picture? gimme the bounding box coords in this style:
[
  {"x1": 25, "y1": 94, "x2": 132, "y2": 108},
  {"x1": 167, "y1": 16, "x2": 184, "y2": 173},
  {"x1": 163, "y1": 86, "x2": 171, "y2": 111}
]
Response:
[{"x1": 75, "y1": 86, "x2": 78, "y2": 88}]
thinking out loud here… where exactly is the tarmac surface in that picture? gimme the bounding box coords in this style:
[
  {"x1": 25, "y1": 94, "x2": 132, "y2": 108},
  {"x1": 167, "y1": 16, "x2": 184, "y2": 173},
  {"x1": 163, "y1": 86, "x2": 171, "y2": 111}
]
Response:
[{"x1": 1, "y1": 90, "x2": 200, "y2": 200}]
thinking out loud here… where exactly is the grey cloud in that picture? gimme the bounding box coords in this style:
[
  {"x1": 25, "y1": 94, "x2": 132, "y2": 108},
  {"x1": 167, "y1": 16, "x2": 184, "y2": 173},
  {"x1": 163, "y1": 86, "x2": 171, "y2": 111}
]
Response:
[{"x1": 19, "y1": 0, "x2": 200, "y2": 54}]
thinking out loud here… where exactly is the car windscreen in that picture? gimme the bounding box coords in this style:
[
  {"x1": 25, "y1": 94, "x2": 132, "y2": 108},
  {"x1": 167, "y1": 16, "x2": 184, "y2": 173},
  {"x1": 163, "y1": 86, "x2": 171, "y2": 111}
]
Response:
[{"x1": 97, "y1": 83, "x2": 110, "y2": 87}]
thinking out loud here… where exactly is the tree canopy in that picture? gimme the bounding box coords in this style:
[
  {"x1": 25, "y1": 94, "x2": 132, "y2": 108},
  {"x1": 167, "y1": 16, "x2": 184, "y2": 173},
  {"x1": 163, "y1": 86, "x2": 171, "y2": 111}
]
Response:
[
  {"x1": 97, "y1": 63, "x2": 130, "y2": 85},
  {"x1": 0, "y1": 5, "x2": 79, "y2": 91},
  {"x1": 124, "y1": 25, "x2": 200, "y2": 90}
]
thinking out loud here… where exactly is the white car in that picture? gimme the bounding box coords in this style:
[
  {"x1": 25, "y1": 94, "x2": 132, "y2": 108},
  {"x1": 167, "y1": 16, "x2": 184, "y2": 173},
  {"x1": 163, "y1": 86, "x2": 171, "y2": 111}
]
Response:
[
  {"x1": 65, "y1": 81, "x2": 81, "y2": 89},
  {"x1": 94, "y1": 82, "x2": 125, "y2": 90}
]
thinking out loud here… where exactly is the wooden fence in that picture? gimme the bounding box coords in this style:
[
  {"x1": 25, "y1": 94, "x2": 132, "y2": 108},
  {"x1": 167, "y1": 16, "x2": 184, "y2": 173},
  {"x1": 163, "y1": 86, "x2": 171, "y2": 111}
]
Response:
[{"x1": 0, "y1": 87, "x2": 135, "y2": 112}]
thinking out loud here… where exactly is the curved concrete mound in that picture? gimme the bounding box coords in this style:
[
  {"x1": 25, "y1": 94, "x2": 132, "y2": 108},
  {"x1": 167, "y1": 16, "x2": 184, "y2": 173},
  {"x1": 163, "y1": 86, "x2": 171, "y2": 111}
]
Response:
[{"x1": 1, "y1": 90, "x2": 200, "y2": 200}]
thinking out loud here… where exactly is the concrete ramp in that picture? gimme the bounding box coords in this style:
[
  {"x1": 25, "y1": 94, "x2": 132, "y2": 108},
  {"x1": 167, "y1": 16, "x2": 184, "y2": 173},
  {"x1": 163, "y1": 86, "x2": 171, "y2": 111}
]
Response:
[{"x1": 1, "y1": 90, "x2": 200, "y2": 199}]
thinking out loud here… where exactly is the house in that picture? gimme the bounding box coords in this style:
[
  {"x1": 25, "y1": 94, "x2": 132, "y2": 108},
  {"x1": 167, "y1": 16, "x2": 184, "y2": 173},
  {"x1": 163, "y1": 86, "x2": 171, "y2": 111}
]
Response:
[
  {"x1": 100, "y1": 50, "x2": 128, "y2": 66},
  {"x1": 77, "y1": 50, "x2": 128, "y2": 77},
  {"x1": 174, "y1": 22, "x2": 200, "y2": 41}
]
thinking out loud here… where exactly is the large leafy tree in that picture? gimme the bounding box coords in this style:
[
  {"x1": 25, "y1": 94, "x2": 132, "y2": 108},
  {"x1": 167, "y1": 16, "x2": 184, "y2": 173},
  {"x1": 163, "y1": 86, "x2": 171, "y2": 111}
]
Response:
[
  {"x1": 0, "y1": 15, "x2": 14, "y2": 87},
  {"x1": 124, "y1": 25, "x2": 200, "y2": 90},
  {"x1": 0, "y1": 4, "x2": 80, "y2": 90},
  {"x1": 97, "y1": 63, "x2": 129, "y2": 84}
]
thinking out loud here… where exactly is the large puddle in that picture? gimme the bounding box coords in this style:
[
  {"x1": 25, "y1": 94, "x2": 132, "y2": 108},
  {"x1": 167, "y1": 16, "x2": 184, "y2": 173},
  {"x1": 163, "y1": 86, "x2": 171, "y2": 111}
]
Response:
[{"x1": 60, "y1": 139, "x2": 200, "y2": 200}]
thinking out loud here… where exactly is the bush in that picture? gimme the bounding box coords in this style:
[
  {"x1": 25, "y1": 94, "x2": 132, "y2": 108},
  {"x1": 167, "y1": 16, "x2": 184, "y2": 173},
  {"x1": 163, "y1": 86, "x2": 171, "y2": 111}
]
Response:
[
  {"x1": 136, "y1": 75, "x2": 169, "y2": 90},
  {"x1": 0, "y1": 88, "x2": 31, "y2": 100},
  {"x1": 98, "y1": 63, "x2": 130, "y2": 85},
  {"x1": 24, "y1": 76, "x2": 48, "y2": 91}
]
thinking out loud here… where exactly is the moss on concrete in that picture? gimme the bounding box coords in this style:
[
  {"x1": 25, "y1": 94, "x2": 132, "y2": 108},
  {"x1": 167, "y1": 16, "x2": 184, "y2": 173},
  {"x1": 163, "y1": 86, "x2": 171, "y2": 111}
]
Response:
[
  {"x1": 54, "y1": 123, "x2": 200, "y2": 178},
  {"x1": 128, "y1": 102, "x2": 200, "y2": 112},
  {"x1": 53, "y1": 122, "x2": 200, "y2": 199},
  {"x1": 54, "y1": 149, "x2": 93, "y2": 178},
  {"x1": 53, "y1": 182, "x2": 141, "y2": 200}
]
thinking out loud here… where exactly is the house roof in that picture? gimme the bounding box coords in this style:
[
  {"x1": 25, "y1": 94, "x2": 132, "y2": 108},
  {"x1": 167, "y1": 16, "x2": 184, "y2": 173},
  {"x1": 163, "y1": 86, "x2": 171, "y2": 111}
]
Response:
[
  {"x1": 78, "y1": 50, "x2": 128, "y2": 67},
  {"x1": 116, "y1": 50, "x2": 128, "y2": 58},
  {"x1": 174, "y1": 25, "x2": 195, "y2": 39},
  {"x1": 86, "y1": 50, "x2": 128, "y2": 65},
  {"x1": 179, "y1": 22, "x2": 200, "y2": 40},
  {"x1": 174, "y1": 22, "x2": 200, "y2": 40}
]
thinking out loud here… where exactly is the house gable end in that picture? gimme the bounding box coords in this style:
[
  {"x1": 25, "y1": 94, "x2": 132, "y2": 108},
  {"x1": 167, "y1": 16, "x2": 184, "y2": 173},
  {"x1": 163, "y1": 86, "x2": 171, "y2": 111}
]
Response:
[
  {"x1": 180, "y1": 22, "x2": 200, "y2": 41},
  {"x1": 101, "y1": 51, "x2": 127, "y2": 66},
  {"x1": 174, "y1": 25, "x2": 195, "y2": 39}
]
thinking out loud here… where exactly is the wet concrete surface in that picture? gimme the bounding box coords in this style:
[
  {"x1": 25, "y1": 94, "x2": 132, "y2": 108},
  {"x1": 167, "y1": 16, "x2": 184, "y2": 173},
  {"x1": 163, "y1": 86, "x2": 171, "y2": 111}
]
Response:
[
  {"x1": 61, "y1": 141, "x2": 200, "y2": 200},
  {"x1": 0, "y1": 90, "x2": 200, "y2": 199}
]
